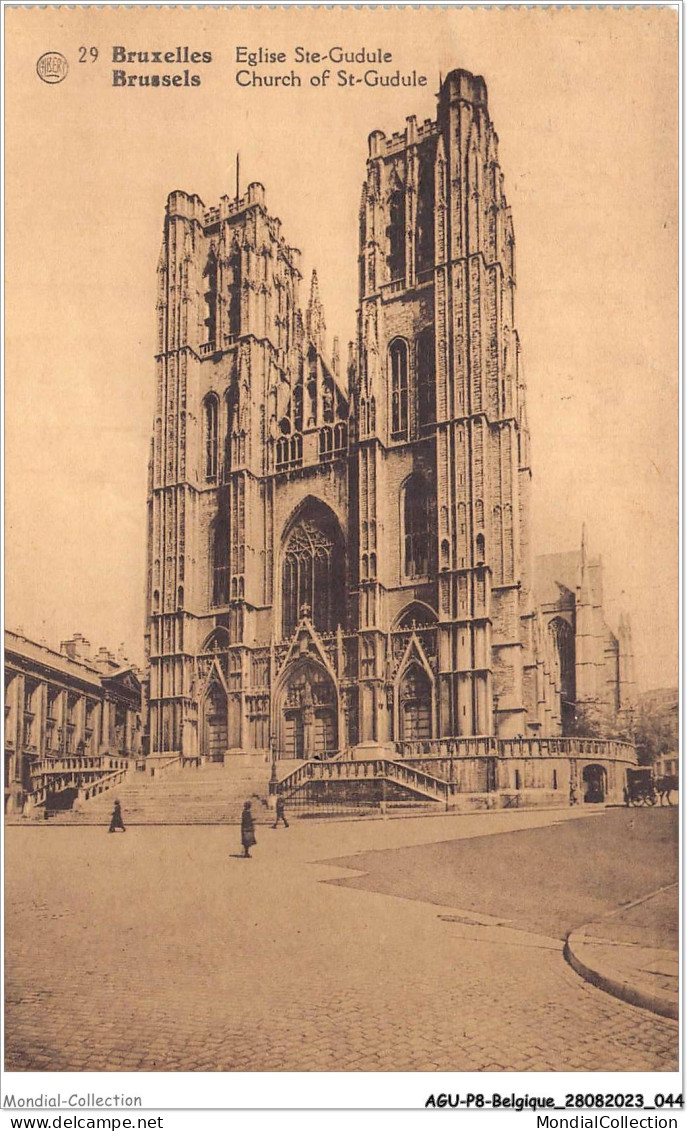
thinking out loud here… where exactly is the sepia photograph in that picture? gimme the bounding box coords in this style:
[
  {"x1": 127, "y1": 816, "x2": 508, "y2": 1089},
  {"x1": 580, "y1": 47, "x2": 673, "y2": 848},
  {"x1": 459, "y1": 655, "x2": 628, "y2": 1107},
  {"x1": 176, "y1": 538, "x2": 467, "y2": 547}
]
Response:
[{"x1": 2, "y1": 0, "x2": 680, "y2": 1108}]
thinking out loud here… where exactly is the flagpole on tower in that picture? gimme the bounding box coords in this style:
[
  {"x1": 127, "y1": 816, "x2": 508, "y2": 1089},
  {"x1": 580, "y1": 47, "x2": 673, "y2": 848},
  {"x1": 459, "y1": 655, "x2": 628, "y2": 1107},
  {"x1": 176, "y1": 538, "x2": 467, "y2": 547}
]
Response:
[{"x1": 236, "y1": 153, "x2": 240, "y2": 204}]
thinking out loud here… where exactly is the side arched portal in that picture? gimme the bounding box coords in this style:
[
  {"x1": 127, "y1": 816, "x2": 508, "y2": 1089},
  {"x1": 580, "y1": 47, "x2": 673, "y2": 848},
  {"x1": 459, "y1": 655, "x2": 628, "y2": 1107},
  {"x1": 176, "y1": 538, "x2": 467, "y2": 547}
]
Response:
[
  {"x1": 275, "y1": 658, "x2": 339, "y2": 760},
  {"x1": 582, "y1": 763, "x2": 607, "y2": 804},
  {"x1": 202, "y1": 682, "x2": 228, "y2": 761},
  {"x1": 398, "y1": 663, "x2": 433, "y2": 743}
]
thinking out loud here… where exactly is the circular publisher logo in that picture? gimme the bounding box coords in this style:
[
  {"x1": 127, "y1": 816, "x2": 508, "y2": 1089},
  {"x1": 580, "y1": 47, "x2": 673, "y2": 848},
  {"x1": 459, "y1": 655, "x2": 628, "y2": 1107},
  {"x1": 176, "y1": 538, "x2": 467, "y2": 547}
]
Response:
[{"x1": 36, "y1": 52, "x2": 68, "y2": 84}]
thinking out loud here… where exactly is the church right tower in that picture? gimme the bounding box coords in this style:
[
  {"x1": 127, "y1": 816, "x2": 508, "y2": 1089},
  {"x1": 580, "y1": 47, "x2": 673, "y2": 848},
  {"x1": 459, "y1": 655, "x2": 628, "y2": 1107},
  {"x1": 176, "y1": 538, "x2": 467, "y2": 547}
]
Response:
[{"x1": 355, "y1": 69, "x2": 537, "y2": 741}]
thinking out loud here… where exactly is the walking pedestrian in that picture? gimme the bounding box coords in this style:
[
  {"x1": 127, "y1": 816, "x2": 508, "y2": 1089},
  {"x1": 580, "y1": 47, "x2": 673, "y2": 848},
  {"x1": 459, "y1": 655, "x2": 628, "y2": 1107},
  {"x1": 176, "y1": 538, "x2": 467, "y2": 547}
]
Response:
[
  {"x1": 241, "y1": 800, "x2": 257, "y2": 858},
  {"x1": 108, "y1": 799, "x2": 126, "y2": 833},
  {"x1": 272, "y1": 794, "x2": 289, "y2": 829}
]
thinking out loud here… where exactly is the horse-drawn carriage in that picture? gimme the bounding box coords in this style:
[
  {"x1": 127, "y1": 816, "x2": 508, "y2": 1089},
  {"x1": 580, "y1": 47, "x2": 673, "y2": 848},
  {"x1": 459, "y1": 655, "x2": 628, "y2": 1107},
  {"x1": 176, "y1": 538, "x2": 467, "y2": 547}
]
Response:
[{"x1": 625, "y1": 767, "x2": 678, "y2": 807}]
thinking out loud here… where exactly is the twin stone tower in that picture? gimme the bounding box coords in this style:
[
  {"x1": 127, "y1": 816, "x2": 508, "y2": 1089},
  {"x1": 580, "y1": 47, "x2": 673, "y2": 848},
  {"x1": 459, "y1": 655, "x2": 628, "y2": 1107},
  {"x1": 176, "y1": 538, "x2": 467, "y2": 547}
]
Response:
[{"x1": 145, "y1": 70, "x2": 635, "y2": 777}]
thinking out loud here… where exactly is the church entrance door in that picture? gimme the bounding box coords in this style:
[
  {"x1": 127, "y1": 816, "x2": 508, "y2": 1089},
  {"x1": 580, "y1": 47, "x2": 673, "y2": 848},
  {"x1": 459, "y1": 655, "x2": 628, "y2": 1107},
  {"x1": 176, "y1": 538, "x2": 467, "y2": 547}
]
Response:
[
  {"x1": 283, "y1": 710, "x2": 305, "y2": 759},
  {"x1": 399, "y1": 665, "x2": 432, "y2": 742},
  {"x1": 582, "y1": 763, "x2": 606, "y2": 803},
  {"x1": 203, "y1": 684, "x2": 228, "y2": 761},
  {"x1": 277, "y1": 661, "x2": 338, "y2": 760}
]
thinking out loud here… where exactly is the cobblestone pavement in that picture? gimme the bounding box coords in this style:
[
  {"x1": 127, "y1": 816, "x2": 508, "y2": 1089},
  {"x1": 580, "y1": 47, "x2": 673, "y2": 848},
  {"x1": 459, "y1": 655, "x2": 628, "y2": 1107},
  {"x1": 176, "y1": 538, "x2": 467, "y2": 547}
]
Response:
[{"x1": 5, "y1": 809, "x2": 678, "y2": 1072}]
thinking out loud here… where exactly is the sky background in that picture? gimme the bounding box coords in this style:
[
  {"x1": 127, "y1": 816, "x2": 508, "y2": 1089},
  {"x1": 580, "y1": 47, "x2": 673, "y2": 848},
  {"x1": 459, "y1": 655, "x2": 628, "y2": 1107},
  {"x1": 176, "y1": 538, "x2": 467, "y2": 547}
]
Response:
[{"x1": 5, "y1": 6, "x2": 678, "y2": 689}]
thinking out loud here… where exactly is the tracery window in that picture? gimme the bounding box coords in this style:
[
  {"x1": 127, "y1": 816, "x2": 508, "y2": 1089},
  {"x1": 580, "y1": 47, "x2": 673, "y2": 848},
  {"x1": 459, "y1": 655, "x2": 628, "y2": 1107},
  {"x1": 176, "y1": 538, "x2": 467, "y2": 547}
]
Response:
[
  {"x1": 275, "y1": 433, "x2": 302, "y2": 472},
  {"x1": 390, "y1": 339, "x2": 409, "y2": 439},
  {"x1": 387, "y1": 188, "x2": 405, "y2": 281},
  {"x1": 204, "y1": 395, "x2": 219, "y2": 482},
  {"x1": 282, "y1": 515, "x2": 344, "y2": 638},
  {"x1": 403, "y1": 475, "x2": 433, "y2": 579},
  {"x1": 227, "y1": 250, "x2": 241, "y2": 338},
  {"x1": 415, "y1": 155, "x2": 435, "y2": 274},
  {"x1": 319, "y1": 427, "x2": 333, "y2": 463},
  {"x1": 416, "y1": 327, "x2": 436, "y2": 429},
  {"x1": 548, "y1": 617, "x2": 576, "y2": 732},
  {"x1": 333, "y1": 421, "x2": 347, "y2": 454}
]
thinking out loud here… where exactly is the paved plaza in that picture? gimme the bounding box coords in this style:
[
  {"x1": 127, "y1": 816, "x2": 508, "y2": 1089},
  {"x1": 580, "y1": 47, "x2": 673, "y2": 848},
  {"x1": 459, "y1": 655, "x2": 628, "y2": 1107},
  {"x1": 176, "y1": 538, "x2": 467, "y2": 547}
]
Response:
[{"x1": 5, "y1": 808, "x2": 678, "y2": 1072}]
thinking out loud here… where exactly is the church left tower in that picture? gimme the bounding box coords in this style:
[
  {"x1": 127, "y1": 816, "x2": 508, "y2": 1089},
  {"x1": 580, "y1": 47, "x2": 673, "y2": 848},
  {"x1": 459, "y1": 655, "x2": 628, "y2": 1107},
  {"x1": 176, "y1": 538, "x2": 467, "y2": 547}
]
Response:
[{"x1": 146, "y1": 184, "x2": 349, "y2": 763}]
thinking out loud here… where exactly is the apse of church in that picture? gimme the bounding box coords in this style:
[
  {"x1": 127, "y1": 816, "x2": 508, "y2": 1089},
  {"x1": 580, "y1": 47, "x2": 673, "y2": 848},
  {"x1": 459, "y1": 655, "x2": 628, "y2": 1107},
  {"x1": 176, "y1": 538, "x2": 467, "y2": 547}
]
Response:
[{"x1": 144, "y1": 69, "x2": 630, "y2": 765}]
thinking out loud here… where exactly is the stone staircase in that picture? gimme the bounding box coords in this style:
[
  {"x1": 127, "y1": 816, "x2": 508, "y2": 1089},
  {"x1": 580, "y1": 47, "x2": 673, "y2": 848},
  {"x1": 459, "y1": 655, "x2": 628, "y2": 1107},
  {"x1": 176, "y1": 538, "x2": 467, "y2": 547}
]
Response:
[
  {"x1": 277, "y1": 756, "x2": 450, "y2": 807},
  {"x1": 13, "y1": 757, "x2": 277, "y2": 825}
]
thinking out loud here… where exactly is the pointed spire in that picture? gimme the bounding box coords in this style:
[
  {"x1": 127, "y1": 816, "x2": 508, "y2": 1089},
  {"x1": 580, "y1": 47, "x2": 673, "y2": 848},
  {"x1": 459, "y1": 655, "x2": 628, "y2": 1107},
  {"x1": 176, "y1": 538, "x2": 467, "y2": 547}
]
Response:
[
  {"x1": 359, "y1": 183, "x2": 368, "y2": 217},
  {"x1": 579, "y1": 524, "x2": 591, "y2": 601},
  {"x1": 306, "y1": 269, "x2": 326, "y2": 354},
  {"x1": 385, "y1": 626, "x2": 394, "y2": 683},
  {"x1": 309, "y1": 268, "x2": 320, "y2": 306}
]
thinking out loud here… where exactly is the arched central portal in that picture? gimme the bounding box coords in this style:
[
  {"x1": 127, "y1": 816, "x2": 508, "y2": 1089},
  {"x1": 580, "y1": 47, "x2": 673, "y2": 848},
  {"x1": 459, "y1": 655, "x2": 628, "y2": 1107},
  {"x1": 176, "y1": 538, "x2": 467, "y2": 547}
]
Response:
[{"x1": 277, "y1": 660, "x2": 338, "y2": 760}]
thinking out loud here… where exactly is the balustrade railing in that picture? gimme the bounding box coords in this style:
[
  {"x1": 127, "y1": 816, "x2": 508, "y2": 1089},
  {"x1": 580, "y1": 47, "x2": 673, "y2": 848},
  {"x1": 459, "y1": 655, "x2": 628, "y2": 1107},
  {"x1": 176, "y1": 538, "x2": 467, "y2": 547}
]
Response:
[
  {"x1": 395, "y1": 737, "x2": 635, "y2": 761},
  {"x1": 277, "y1": 756, "x2": 449, "y2": 802},
  {"x1": 154, "y1": 753, "x2": 183, "y2": 777},
  {"x1": 78, "y1": 765, "x2": 128, "y2": 803}
]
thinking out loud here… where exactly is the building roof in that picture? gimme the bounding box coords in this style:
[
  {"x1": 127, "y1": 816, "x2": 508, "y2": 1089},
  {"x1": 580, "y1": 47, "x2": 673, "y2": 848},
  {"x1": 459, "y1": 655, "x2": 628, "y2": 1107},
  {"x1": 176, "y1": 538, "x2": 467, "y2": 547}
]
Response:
[
  {"x1": 5, "y1": 630, "x2": 141, "y2": 701},
  {"x1": 534, "y1": 551, "x2": 580, "y2": 608},
  {"x1": 5, "y1": 629, "x2": 104, "y2": 689},
  {"x1": 534, "y1": 550, "x2": 604, "y2": 609}
]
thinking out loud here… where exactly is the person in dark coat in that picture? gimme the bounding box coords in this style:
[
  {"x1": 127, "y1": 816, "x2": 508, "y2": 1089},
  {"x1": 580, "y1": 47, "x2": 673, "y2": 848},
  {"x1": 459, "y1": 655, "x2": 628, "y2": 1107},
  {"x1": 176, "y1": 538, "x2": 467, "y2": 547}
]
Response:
[
  {"x1": 272, "y1": 794, "x2": 289, "y2": 829},
  {"x1": 108, "y1": 799, "x2": 125, "y2": 833},
  {"x1": 241, "y1": 800, "x2": 256, "y2": 858}
]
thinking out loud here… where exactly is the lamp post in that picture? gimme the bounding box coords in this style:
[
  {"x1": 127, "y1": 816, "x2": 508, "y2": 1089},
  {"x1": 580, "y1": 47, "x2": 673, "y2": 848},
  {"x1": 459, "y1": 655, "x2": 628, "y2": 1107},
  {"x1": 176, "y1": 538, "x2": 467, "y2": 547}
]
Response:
[{"x1": 269, "y1": 732, "x2": 278, "y2": 798}]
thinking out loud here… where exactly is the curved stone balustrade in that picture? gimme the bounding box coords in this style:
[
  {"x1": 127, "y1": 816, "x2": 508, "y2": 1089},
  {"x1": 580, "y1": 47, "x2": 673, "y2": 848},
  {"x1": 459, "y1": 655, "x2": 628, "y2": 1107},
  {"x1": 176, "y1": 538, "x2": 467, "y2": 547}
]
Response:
[{"x1": 395, "y1": 737, "x2": 635, "y2": 762}]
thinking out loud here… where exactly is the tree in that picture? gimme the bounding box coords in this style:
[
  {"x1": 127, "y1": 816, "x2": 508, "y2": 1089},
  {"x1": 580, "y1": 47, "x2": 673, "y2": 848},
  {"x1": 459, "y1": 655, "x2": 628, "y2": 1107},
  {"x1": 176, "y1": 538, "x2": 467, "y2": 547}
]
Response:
[
  {"x1": 568, "y1": 701, "x2": 619, "y2": 740},
  {"x1": 632, "y1": 700, "x2": 678, "y2": 767}
]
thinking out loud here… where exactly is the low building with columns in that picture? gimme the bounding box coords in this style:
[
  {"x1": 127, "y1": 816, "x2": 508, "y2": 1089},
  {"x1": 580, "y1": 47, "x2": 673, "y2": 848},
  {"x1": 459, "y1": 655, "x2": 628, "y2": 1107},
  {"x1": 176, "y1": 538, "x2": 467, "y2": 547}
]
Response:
[{"x1": 4, "y1": 630, "x2": 142, "y2": 815}]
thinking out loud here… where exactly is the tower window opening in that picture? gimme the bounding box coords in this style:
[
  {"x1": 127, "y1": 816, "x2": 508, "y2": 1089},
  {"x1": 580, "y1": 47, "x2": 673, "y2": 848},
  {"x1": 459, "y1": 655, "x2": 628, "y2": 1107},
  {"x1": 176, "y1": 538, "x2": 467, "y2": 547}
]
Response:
[
  {"x1": 333, "y1": 421, "x2": 347, "y2": 455},
  {"x1": 403, "y1": 475, "x2": 434, "y2": 579},
  {"x1": 319, "y1": 427, "x2": 333, "y2": 463},
  {"x1": 387, "y1": 187, "x2": 406, "y2": 281},
  {"x1": 212, "y1": 513, "x2": 230, "y2": 607},
  {"x1": 204, "y1": 395, "x2": 219, "y2": 482},
  {"x1": 276, "y1": 433, "x2": 302, "y2": 473},
  {"x1": 203, "y1": 250, "x2": 218, "y2": 345},
  {"x1": 415, "y1": 154, "x2": 435, "y2": 274},
  {"x1": 390, "y1": 339, "x2": 409, "y2": 439},
  {"x1": 228, "y1": 251, "x2": 241, "y2": 338}
]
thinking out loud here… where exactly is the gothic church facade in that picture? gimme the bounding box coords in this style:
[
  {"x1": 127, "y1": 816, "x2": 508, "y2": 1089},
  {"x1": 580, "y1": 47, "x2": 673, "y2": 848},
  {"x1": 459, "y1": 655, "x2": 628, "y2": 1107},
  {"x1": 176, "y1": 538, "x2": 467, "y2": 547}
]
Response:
[{"x1": 145, "y1": 70, "x2": 632, "y2": 768}]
